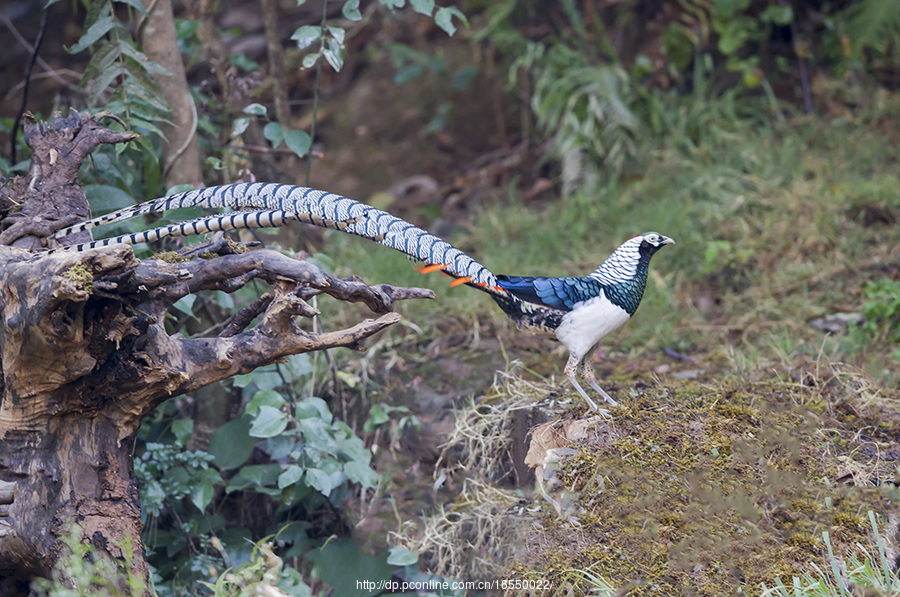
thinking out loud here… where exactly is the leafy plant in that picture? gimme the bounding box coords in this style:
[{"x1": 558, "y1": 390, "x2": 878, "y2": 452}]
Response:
[
  {"x1": 233, "y1": 103, "x2": 312, "y2": 160},
  {"x1": 32, "y1": 525, "x2": 147, "y2": 597},
  {"x1": 511, "y1": 42, "x2": 639, "y2": 193},
  {"x1": 135, "y1": 421, "x2": 220, "y2": 517},
  {"x1": 703, "y1": 240, "x2": 755, "y2": 277},
  {"x1": 56, "y1": 0, "x2": 170, "y2": 144},
  {"x1": 199, "y1": 537, "x2": 312, "y2": 597},
  {"x1": 293, "y1": 0, "x2": 466, "y2": 73},
  {"x1": 860, "y1": 278, "x2": 900, "y2": 347},
  {"x1": 840, "y1": 0, "x2": 900, "y2": 73},
  {"x1": 759, "y1": 511, "x2": 900, "y2": 596},
  {"x1": 364, "y1": 402, "x2": 421, "y2": 451},
  {"x1": 223, "y1": 392, "x2": 380, "y2": 502}
]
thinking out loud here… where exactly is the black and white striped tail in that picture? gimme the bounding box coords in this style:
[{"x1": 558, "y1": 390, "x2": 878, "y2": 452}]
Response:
[
  {"x1": 51, "y1": 183, "x2": 506, "y2": 295},
  {"x1": 53, "y1": 209, "x2": 306, "y2": 253}
]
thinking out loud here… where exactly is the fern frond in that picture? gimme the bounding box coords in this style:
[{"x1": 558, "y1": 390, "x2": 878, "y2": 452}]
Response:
[{"x1": 842, "y1": 0, "x2": 900, "y2": 56}]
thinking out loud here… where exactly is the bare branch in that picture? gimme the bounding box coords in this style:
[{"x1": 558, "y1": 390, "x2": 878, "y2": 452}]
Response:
[{"x1": 108, "y1": 248, "x2": 435, "y2": 313}]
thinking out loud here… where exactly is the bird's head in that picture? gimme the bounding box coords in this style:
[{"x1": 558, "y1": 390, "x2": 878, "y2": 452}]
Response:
[{"x1": 638, "y1": 231, "x2": 675, "y2": 256}]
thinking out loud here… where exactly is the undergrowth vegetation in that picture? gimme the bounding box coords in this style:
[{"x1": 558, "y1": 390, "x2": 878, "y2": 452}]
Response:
[
  {"x1": 11, "y1": 0, "x2": 900, "y2": 595},
  {"x1": 329, "y1": 101, "x2": 900, "y2": 387},
  {"x1": 400, "y1": 362, "x2": 900, "y2": 596}
]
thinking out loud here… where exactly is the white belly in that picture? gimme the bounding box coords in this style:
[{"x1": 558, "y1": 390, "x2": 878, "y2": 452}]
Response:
[{"x1": 555, "y1": 292, "x2": 630, "y2": 357}]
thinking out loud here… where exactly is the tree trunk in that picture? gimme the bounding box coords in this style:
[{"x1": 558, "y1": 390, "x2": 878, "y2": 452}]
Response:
[
  {"x1": 140, "y1": 0, "x2": 203, "y2": 187},
  {"x1": 0, "y1": 110, "x2": 432, "y2": 593}
]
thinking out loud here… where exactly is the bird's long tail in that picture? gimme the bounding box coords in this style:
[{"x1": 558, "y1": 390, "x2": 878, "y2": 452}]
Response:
[{"x1": 51, "y1": 183, "x2": 513, "y2": 295}]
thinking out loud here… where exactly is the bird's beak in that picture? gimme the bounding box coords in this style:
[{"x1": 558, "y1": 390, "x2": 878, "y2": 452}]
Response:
[{"x1": 661, "y1": 236, "x2": 675, "y2": 246}]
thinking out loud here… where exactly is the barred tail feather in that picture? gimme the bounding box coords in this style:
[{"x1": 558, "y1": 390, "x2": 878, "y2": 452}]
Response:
[
  {"x1": 52, "y1": 209, "x2": 308, "y2": 253},
  {"x1": 52, "y1": 183, "x2": 505, "y2": 294}
]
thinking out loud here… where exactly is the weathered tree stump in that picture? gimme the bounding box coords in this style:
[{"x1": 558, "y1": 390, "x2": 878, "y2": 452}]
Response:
[{"x1": 0, "y1": 110, "x2": 433, "y2": 593}]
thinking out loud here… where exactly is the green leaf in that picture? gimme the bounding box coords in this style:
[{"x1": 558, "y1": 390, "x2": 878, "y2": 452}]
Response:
[
  {"x1": 263, "y1": 122, "x2": 285, "y2": 147},
  {"x1": 434, "y1": 7, "x2": 466, "y2": 36},
  {"x1": 162, "y1": 466, "x2": 190, "y2": 492},
  {"x1": 300, "y1": 444, "x2": 323, "y2": 468},
  {"x1": 68, "y1": 11, "x2": 115, "y2": 53},
  {"x1": 302, "y1": 53, "x2": 320, "y2": 69},
  {"x1": 306, "y1": 252, "x2": 335, "y2": 273},
  {"x1": 323, "y1": 39, "x2": 344, "y2": 72},
  {"x1": 278, "y1": 465, "x2": 304, "y2": 489},
  {"x1": 171, "y1": 419, "x2": 193, "y2": 446},
  {"x1": 295, "y1": 397, "x2": 332, "y2": 423},
  {"x1": 380, "y1": 0, "x2": 405, "y2": 8},
  {"x1": 367, "y1": 403, "x2": 390, "y2": 429},
  {"x1": 231, "y1": 117, "x2": 251, "y2": 137},
  {"x1": 386, "y1": 546, "x2": 418, "y2": 567},
  {"x1": 304, "y1": 468, "x2": 344, "y2": 496},
  {"x1": 394, "y1": 64, "x2": 424, "y2": 85},
  {"x1": 234, "y1": 368, "x2": 283, "y2": 392},
  {"x1": 308, "y1": 538, "x2": 392, "y2": 596},
  {"x1": 335, "y1": 427, "x2": 371, "y2": 463},
  {"x1": 327, "y1": 26, "x2": 346, "y2": 45},
  {"x1": 172, "y1": 295, "x2": 198, "y2": 319},
  {"x1": 226, "y1": 464, "x2": 281, "y2": 492},
  {"x1": 285, "y1": 353, "x2": 313, "y2": 378},
  {"x1": 344, "y1": 460, "x2": 378, "y2": 489},
  {"x1": 713, "y1": 0, "x2": 750, "y2": 18},
  {"x1": 119, "y1": 43, "x2": 170, "y2": 76},
  {"x1": 212, "y1": 290, "x2": 234, "y2": 311},
  {"x1": 717, "y1": 22, "x2": 750, "y2": 56},
  {"x1": 249, "y1": 405, "x2": 289, "y2": 438},
  {"x1": 82, "y1": 184, "x2": 135, "y2": 213},
  {"x1": 267, "y1": 434, "x2": 297, "y2": 460},
  {"x1": 297, "y1": 417, "x2": 338, "y2": 453},
  {"x1": 85, "y1": 52, "x2": 121, "y2": 105},
  {"x1": 242, "y1": 103, "x2": 268, "y2": 116},
  {"x1": 230, "y1": 53, "x2": 260, "y2": 72},
  {"x1": 284, "y1": 129, "x2": 312, "y2": 157},
  {"x1": 280, "y1": 480, "x2": 312, "y2": 506},
  {"x1": 410, "y1": 0, "x2": 434, "y2": 16},
  {"x1": 246, "y1": 389, "x2": 286, "y2": 417},
  {"x1": 342, "y1": 0, "x2": 361, "y2": 21},
  {"x1": 209, "y1": 416, "x2": 255, "y2": 470},
  {"x1": 206, "y1": 156, "x2": 225, "y2": 171},
  {"x1": 190, "y1": 469, "x2": 221, "y2": 511},
  {"x1": 760, "y1": 5, "x2": 793, "y2": 25},
  {"x1": 291, "y1": 25, "x2": 322, "y2": 50},
  {"x1": 113, "y1": 0, "x2": 149, "y2": 15}
]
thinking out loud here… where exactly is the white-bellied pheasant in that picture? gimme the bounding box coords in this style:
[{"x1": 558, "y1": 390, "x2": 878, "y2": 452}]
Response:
[{"x1": 49, "y1": 183, "x2": 674, "y2": 411}]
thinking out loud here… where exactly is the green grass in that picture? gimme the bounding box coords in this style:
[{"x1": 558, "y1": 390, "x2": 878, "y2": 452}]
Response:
[
  {"x1": 555, "y1": 512, "x2": 900, "y2": 597},
  {"x1": 302, "y1": 91, "x2": 900, "y2": 597},
  {"x1": 319, "y1": 103, "x2": 900, "y2": 386},
  {"x1": 759, "y1": 512, "x2": 900, "y2": 596}
]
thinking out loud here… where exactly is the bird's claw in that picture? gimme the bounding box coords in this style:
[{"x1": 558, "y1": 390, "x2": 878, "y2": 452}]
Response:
[
  {"x1": 567, "y1": 376, "x2": 615, "y2": 417},
  {"x1": 587, "y1": 380, "x2": 618, "y2": 406}
]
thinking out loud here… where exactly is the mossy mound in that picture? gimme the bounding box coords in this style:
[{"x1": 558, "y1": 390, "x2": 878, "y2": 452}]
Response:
[{"x1": 413, "y1": 366, "x2": 900, "y2": 596}]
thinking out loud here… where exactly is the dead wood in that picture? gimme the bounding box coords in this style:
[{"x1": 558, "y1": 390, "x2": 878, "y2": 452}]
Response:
[{"x1": 0, "y1": 110, "x2": 433, "y2": 593}]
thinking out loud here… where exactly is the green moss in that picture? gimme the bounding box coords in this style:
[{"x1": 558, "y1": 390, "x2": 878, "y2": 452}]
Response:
[
  {"x1": 151, "y1": 251, "x2": 188, "y2": 263},
  {"x1": 62, "y1": 261, "x2": 93, "y2": 293},
  {"x1": 484, "y1": 375, "x2": 894, "y2": 595}
]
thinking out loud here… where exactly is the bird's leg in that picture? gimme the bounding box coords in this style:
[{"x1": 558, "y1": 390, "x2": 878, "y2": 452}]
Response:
[
  {"x1": 580, "y1": 358, "x2": 618, "y2": 407},
  {"x1": 564, "y1": 353, "x2": 607, "y2": 414}
]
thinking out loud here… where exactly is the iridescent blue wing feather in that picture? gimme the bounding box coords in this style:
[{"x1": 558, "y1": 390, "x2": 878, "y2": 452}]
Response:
[{"x1": 496, "y1": 276, "x2": 604, "y2": 311}]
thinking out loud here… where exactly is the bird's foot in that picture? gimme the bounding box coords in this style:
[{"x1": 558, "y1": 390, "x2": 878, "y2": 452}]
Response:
[
  {"x1": 566, "y1": 376, "x2": 610, "y2": 417},
  {"x1": 587, "y1": 380, "x2": 618, "y2": 407}
]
